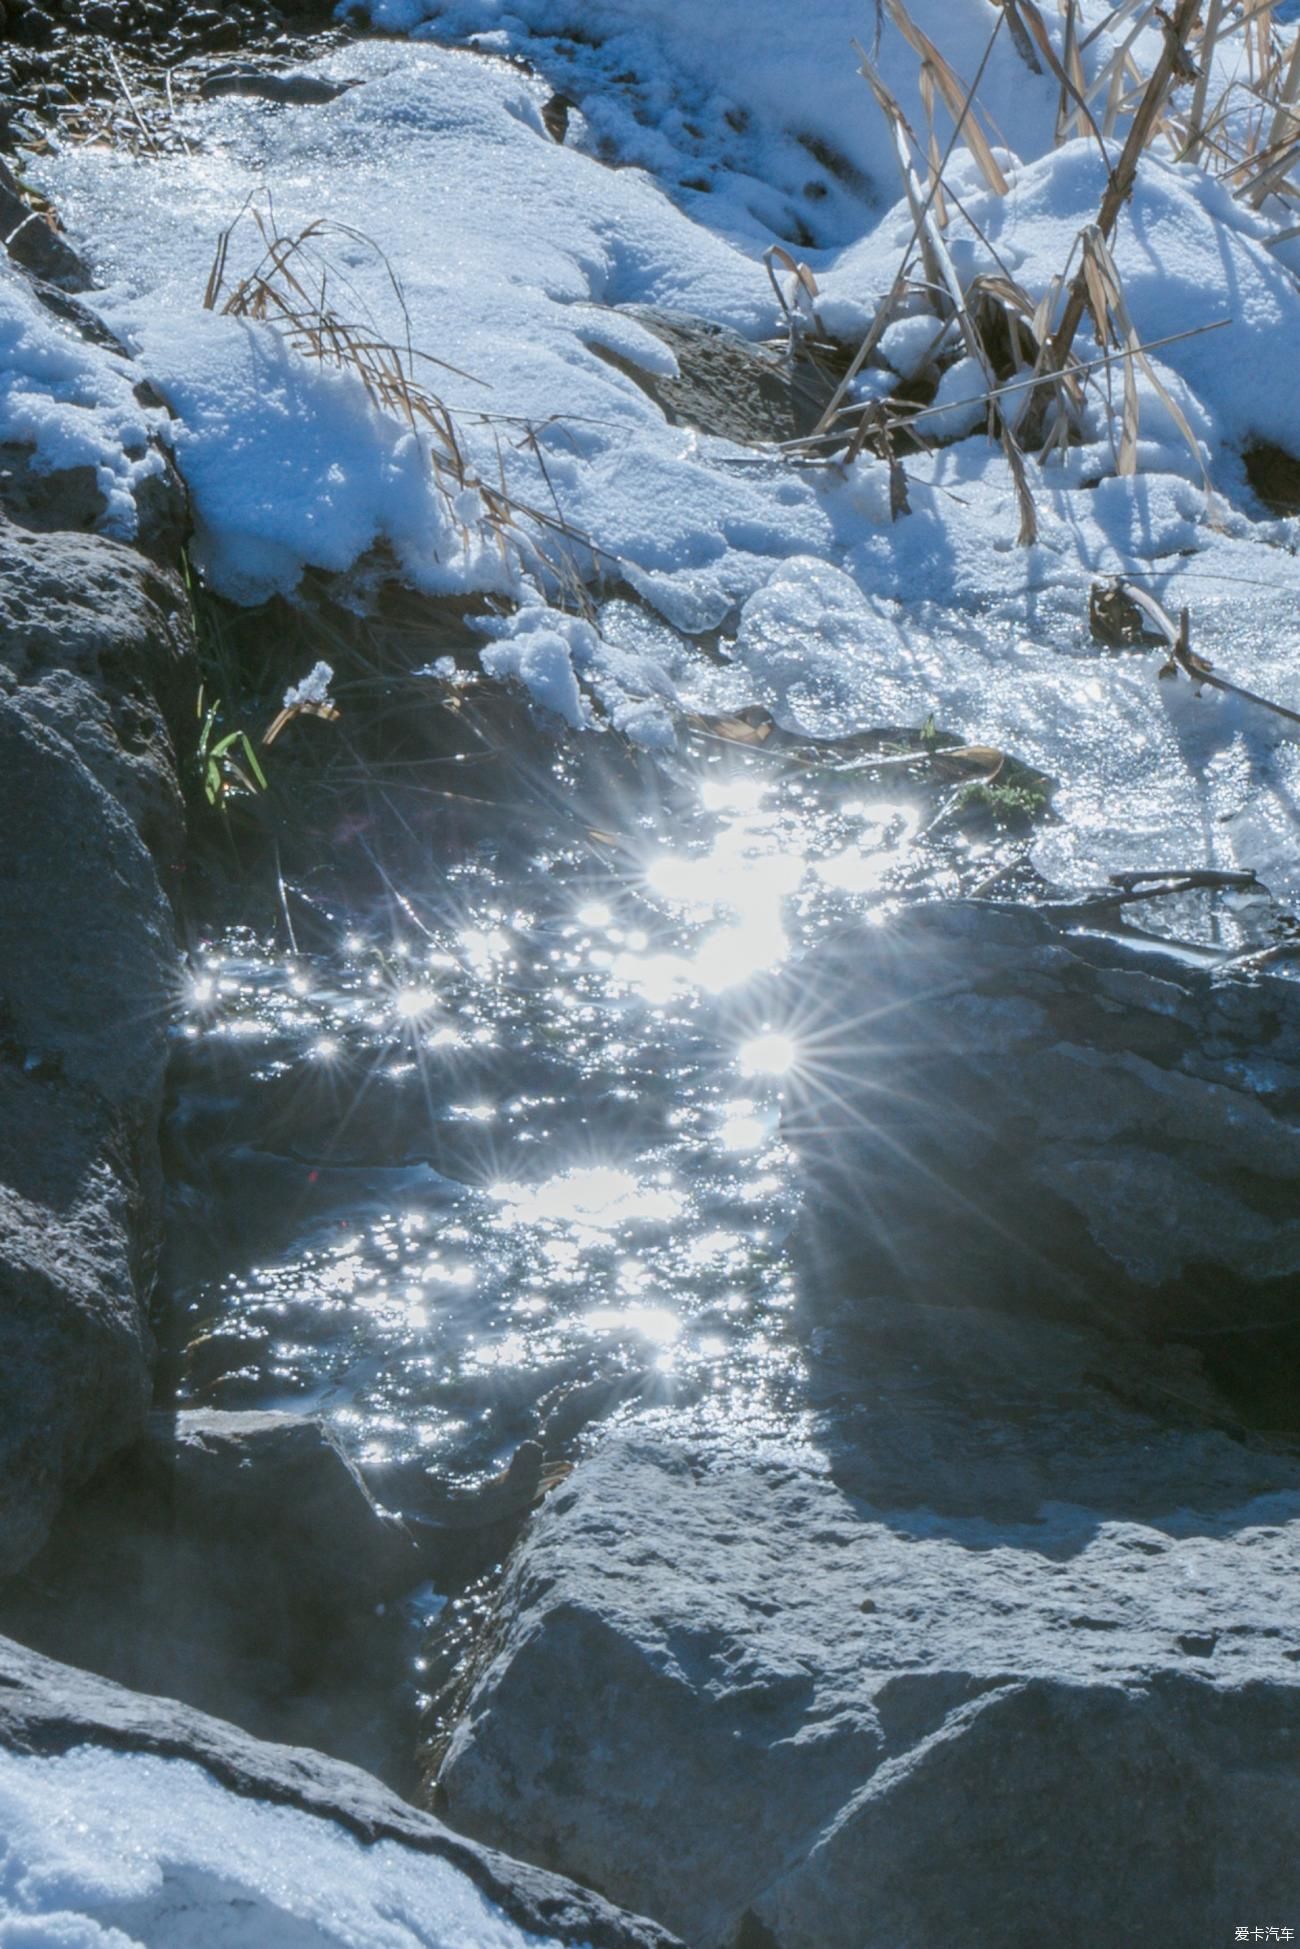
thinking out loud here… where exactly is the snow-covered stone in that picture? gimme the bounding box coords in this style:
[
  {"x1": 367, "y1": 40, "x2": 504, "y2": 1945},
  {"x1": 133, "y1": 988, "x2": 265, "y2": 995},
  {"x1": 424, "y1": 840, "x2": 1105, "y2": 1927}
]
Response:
[{"x1": 0, "y1": 1634, "x2": 682, "y2": 1949}]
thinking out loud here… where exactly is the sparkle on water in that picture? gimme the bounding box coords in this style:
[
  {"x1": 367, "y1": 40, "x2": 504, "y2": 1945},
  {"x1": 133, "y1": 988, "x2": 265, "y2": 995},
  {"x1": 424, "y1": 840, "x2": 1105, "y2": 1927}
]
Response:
[
  {"x1": 164, "y1": 739, "x2": 959, "y2": 1490},
  {"x1": 738, "y1": 1032, "x2": 799, "y2": 1079}
]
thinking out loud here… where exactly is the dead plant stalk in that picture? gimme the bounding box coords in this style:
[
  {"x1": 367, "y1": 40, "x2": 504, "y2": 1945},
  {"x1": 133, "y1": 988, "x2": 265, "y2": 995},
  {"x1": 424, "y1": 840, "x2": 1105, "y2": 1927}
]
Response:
[{"x1": 1025, "y1": 0, "x2": 1201, "y2": 440}]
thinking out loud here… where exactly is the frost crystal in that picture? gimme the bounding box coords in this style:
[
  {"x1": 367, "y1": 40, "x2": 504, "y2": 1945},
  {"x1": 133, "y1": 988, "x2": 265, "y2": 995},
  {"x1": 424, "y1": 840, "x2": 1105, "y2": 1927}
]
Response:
[{"x1": 283, "y1": 661, "x2": 335, "y2": 710}]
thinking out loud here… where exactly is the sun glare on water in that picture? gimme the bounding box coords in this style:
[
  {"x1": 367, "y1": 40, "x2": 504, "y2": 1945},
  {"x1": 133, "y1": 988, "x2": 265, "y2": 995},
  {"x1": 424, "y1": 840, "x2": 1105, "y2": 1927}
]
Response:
[{"x1": 737, "y1": 1031, "x2": 798, "y2": 1078}]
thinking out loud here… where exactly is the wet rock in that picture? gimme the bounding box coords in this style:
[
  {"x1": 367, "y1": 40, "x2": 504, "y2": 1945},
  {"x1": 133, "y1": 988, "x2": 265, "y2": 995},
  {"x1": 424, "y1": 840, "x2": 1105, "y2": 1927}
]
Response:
[
  {"x1": 438, "y1": 1397, "x2": 1300, "y2": 1948},
  {"x1": 0, "y1": 1634, "x2": 683, "y2": 1949},
  {"x1": 367, "y1": 1440, "x2": 570, "y2": 1589},
  {"x1": 198, "y1": 63, "x2": 357, "y2": 102},
  {"x1": 438, "y1": 902, "x2": 1300, "y2": 1944},
  {"x1": 145, "y1": 1407, "x2": 420, "y2": 1602},
  {"x1": 780, "y1": 901, "x2": 1300, "y2": 1355},
  {"x1": 0, "y1": 521, "x2": 191, "y2": 1575}
]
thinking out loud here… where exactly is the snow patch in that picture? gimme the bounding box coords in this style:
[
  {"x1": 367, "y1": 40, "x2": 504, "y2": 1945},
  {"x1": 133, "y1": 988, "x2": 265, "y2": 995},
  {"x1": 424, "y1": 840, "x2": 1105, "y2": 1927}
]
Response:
[
  {"x1": 0, "y1": 1746, "x2": 568, "y2": 1949},
  {"x1": 0, "y1": 260, "x2": 165, "y2": 539}
]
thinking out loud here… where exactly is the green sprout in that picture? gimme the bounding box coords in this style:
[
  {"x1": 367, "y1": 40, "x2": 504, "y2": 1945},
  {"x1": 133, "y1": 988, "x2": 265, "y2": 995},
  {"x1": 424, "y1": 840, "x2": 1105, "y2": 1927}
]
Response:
[{"x1": 195, "y1": 687, "x2": 268, "y2": 808}]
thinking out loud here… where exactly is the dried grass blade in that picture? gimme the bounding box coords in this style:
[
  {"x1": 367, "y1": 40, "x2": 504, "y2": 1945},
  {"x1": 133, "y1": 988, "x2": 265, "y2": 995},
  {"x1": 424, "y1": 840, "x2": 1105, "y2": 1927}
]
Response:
[
  {"x1": 997, "y1": 0, "x2": 1041, "y2": 75},
  {"x1": 1086, "y1": 228, "x2": 1213, "y2": 500},
  {"x1": 884, "y1": 0, "x2": 1010, "y2": 191},
  {"x1": 813, "y1": 17, "x2": 1006, "y2": 439}
]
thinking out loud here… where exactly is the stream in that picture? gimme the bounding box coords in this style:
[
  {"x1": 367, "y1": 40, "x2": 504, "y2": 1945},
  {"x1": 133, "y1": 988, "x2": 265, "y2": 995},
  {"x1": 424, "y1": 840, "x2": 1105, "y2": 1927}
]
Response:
[
  {"x1": 156, "y1": 624, "x2": 1046, "y2": 1763},
  {"x1": 153, "y1": 588, "x2": 1287, "y2": 1785}
]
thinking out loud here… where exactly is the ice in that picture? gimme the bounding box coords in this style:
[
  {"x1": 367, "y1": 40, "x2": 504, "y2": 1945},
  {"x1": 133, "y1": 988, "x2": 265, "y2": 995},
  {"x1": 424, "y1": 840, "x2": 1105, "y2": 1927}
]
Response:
[
  {"x1": 0, "y1": 1746, "x2": 570, "y2": 1949},
  {"x1": 479, "y1": 603, "x2": 679, "y2": 744}
]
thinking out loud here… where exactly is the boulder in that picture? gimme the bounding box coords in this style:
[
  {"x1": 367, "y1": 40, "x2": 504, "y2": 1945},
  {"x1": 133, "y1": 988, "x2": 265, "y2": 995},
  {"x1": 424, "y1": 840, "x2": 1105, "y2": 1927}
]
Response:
[
  {"x1": 0, "y1": 521, "x2": 191, "y2": 1575},
  {"x1": 438, "y1": 1382, "x2": 1300, "y2": 1948},
  {"x1": 778, "y1": 901, "x2": 1300, "y2": 1353},
  {"x1": 0, "y1": 1410, "x2": 427, "y2": 1776},
  {"x1": 0, "y1": 1633, "x2": 682, "y2": 1949},
  {"x1": 438, "y1": 902, "x2": 1300, "y2": 1944}
]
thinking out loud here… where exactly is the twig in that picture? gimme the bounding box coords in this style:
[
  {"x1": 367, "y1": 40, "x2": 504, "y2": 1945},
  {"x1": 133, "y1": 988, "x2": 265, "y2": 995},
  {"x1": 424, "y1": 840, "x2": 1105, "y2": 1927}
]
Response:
[
  {"x1": 1107, "y1": 867, "x2": 1258, "y2": 889},
  {"x1": 163, "y1": 65, "x2": 193, "y2": 156},
  {"x1": 1217, "y1": 938, "x2": 1300, "y2": 972},
  {"x1": 1118, "y1": 579, "x2": 1300, "y2": 728},
  {"x1": 987, "y1": 867, "x2": 1261, "y2": 920},
  {"x1": 105, "y1": 48, "x2": 158, "y2": 154}
]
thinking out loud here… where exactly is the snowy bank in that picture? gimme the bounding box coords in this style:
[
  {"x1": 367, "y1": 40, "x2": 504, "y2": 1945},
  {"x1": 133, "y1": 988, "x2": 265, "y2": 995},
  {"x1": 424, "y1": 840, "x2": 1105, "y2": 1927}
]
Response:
[
  {"x1": 0, "y1": 1634, "x2": 681, "y2": 1949},
  {"x1": 25, "y1": 6, "x2": 1300, "y2": 896}
]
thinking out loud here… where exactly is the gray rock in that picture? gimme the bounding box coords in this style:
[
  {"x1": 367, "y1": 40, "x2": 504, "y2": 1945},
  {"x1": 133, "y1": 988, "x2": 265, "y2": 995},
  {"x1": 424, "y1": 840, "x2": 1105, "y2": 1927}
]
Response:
[
  {"x1": 439, "y1": 1397, "x2": 1300, "y2": 1948},
  {"x1": 0, "y1": 157, "x2": 89, "y2": 290},
  {"x1": 598, "y1": 306, "x2": 834, "y2": 447},
  {"x1": 0, "y1": 521, "x2": 191, "y2": 1574},
  {"x1": 779, "y1": 901, "x2": 1300, "y2": 1344},
  {"x1": 0, "y1": 1411, "x2": 433, "y2": 1783},
  {"x1": 0, "y1": 1633, "x2": 682, "y2": 1949}
]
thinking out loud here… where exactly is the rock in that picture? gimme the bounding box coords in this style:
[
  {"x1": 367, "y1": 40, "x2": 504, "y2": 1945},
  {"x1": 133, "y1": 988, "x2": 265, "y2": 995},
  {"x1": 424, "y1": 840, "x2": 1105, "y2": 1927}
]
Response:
[
  {"x1": 198, "y1": 63, "x2": 357, "y2": 102},
  {"x1": 0, "y1": 1410, "x2": 427, "y2": 1779},
  {"x1": 438, "y1": 1398, "x2": 1300, "y2": 1948},
  {"x1": 598, "y1": 306, "x2": 835, "y2": 447},
  {"x1": 778, "y1": 901, "x2": 1300, "y2": 1355},
  {"x1": 0, "y1": 158, "x2": 89, "y2": 290},
  {"x1": 364, "y1": 1440, "x2": 569, "y2": 1592},
  {"x1": 145, "y1": 1407, "x2": 420, "y2": 1598},
  {"x1": 0, "y1": 521, "x2": 191, "y2": 1575},
  {"x1": 0, "y1": 1633, "x2": 683, "y2": 1949},
  {"x1": 0, "y1": 442, "x2": 106, "y2": 535},
  {"x1": 437, "y1": 902, "x2": 1300, "y2": 1945}
]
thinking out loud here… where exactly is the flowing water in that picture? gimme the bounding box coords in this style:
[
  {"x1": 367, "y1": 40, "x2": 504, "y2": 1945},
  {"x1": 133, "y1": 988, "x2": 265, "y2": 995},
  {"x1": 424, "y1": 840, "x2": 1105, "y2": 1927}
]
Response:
[
  {"x1": 156, "y1": 607, "x2": 1286, "y2": 1774},
  {"x1": 163, "y1": 670, "x2": 968, "y2": 1484}
]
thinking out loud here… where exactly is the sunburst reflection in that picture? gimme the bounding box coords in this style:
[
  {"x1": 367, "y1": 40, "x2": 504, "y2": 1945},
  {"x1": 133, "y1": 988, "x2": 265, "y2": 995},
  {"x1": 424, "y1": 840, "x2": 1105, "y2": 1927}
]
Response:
[{"x1": 164, "y1": 732, "x2": 951, "y2": 1491}]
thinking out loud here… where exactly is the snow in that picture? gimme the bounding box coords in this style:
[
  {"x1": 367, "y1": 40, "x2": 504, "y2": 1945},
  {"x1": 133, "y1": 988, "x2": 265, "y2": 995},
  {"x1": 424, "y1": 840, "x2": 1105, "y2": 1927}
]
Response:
[
  {"x1": 0, "y1": 1745, "x2": 572, "y2": 1949},
  {"x1": 0, "y1": 264, "x2": 165, "y2": 540},
  {"x1": 20, "y1": 0, "x2": 1300, "y2": 893},
  {"x1": 356, "y1": 0, "x2": 1069, "y2": 236},
  {"x1": 282, "y1": 659, "x2": 336, "y2": 708},
  {"x1": 820, "y1": 139, "x2": 1300, "y2": 476}
]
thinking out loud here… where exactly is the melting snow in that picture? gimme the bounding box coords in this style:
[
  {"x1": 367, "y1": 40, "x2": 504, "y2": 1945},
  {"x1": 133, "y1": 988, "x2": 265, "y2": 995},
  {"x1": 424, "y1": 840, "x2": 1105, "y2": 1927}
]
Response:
[{"x1": 13, "y1": 0, "x2": 1300, "y2": 890}]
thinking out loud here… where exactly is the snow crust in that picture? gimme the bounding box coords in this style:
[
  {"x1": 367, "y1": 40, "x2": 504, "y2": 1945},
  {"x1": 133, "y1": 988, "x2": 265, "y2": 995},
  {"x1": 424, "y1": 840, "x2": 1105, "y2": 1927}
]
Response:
[
  {"x1": 356, "y1": 0, "x2": 1069, "y2": 231},
  {"x1": 0, "y1": 267, "x2": 164, "y2": 539},
  {"x1": 23, "y1": 2, "x2": 1300, "y2": 893},
  {"x1": 0, "y1": 1746, "x2": 569, "y2": 1949}
]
